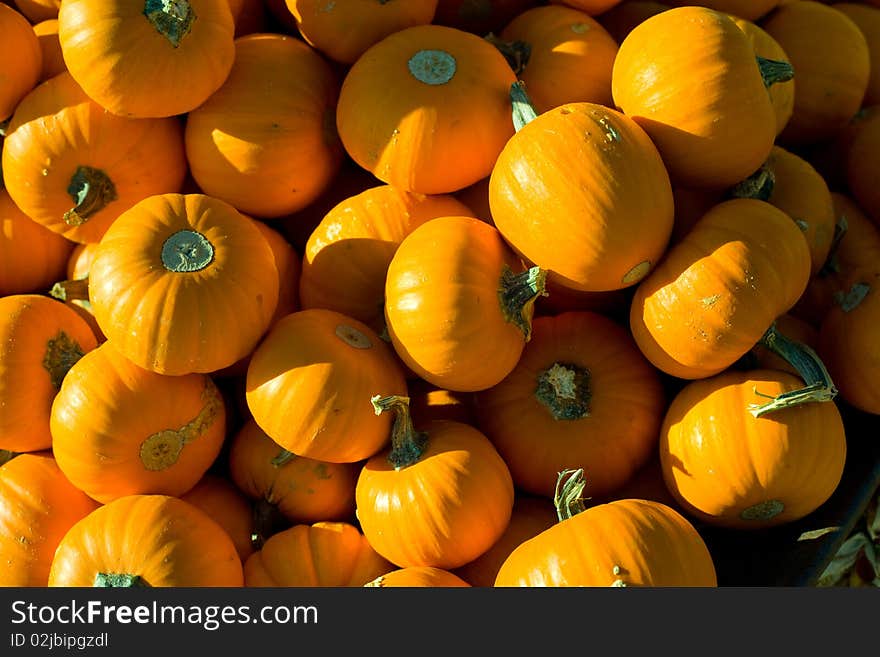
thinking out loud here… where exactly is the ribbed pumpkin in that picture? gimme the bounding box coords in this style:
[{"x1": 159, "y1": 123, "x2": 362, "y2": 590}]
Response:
[
  {"x1": 88, "y1": 193, "x2": 280, "y2": 375},
  {"x1": 489, "y1": 86, "x2": 674, "y2": 293},
  {"x1": 181, "y1": 473, "x2": 256, "y2": 562},
  {"x1": 365, "y1": 567, "x2": 471, "y2": 587},
  {"x1": 630, "y1": 199, "x2": 812, "y2": 380},
  {"x1": 336, "y1": 24, "x2": 517, "y2": 194},
  {"x1": 0, "y1": 452, "x2": 99, "y2": 587},
  {"x1": 356, "y1": 395, "x2": 514, "y2": 569},
  {"x1": 299, "y1": 184, "x2": 474, "y2": 335},
  {"x1": 384, "y1": 215, "x2": 546, "y2": 392},
  {"x1": 659, "y1": 369, "x2": 847, "y2": 528},
  {"x1": 611, "y1": 7, "x2": 784, "y2": 188},
  {"x1": 57, "y1": 0, "x2": 236, "y2": 118},
  {"x1": 831, "y1": 3, "x2": 880, "y2": 107},
  {"x1": 494, "y1": 469, "x2": 718, "y2": 586},
  {"x1": 33, "y1": 19, "x2": 68, "y2": 82},
  {"x1": 2, "y1": 72, "x2": 188, "y2": 244},
  {"x1": 184, "y1": 33, "x2": 343, "y2": 219},
  {"x1": 0, "y1": 294, "x2": 98, "y2": 453},
  {"x1": 50, "y1": 340, "x2": 226, "y2": 504},
  {"x1": 48, "y1": 495, "x2": 244, "y2": 587},
  {"x1": 473, "y1": 311, "x2": 666, "y2": 500},
  {"x1": 244, "y1": 522, "x2": 393, "y2": 587},
  {"x1": 0, "y1": 3, "x2": 42, "y2": 121}
]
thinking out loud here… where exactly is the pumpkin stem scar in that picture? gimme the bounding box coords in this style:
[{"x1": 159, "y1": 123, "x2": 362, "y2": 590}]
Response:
[
  {"x1": 335, "y1": 324, "x2": 372, "y2": 349},
  {"x1": 408, "y1": 49, "x2": 456, "y2": 85},
  {"x1": 833, "y1": 282, "x2": 870, "y2": 313},
  {"x1": 143, "y1": 0, "x2": 196, "y2": 48},
  {"x1": 161, "y1": 229, "x2": 215, "y2": 272},
  {"x1": 139, "y1": 377, "x2": 222, "y2": 471},
  {"x1": 729, "y1": 161, "x2": 775, "y2": 202},
  {"x1": 498, "y1": 265, "x2": 546, "y2": 341},
  {"x1": 622, "y1": 261, "x2": 651, "y2": 285},
  {"x1": 818, "y1": 214, "x2": 849, "y2": 278},
  {"x1": 63, "y1": 166, "x2": 118, "y2": 227},
  {"x1": 42, "y1": 331, "x2": 85, "y2": 389},
  {"x1": 756, "y1": 56, "x2": 794, "y2": 88},
  {"x1": 94, "y1": 573, "x2": 151, "y2": 587},
  {"x1": 740, "y1": 499, "x2": 784, "y2": 521},
  {"x1": 535, "y1": 362, "x2": 592, "y2": 420},
  {"x1": 371, "y1": 395, "x2": 427, "y2": 470},
  {"x1": 49, "y1": 278, "x2": 90, "y2": 302},
  {"x1": 510, "y1": 80, "x2": 538, "y2": 131},
  {"x1": 484, "y1": 33, "x2": 531, "y2": 76},
  {"x1": 553, "y1": 468, "x2": 589, "y2": 522}
]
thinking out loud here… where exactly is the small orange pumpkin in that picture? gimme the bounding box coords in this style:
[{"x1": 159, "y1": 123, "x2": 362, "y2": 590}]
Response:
[
  {"x1": 181, "y1": 473, "x2": 256, "y2": 563},
  {"x1": 365, "y1": 566, "x2": 471, "y2": 587},
  {"x1": 846, "y1": 104, "x2": 880, "y2": 224},
  {"x1": 33, "y1": 19, "x2": 68, "y2": 82},
  {"x1": 0, "y1": 3, "x2": 42, "y2": 121},
  {"x1": 596, "y1": 1, "x2": 667, "y2": 43},
  {"x1": 832, "y1": 3, "x2": 880, "y2": 107},
  {"x1": 663, "y1": 0, "x2": 780, "y2": 22}
]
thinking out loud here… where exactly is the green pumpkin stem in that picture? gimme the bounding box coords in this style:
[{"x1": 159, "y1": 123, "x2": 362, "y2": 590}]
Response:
[
  {"x1": 818, "y1": 214, "x2": 849, "y2": 277},
  {"x1": 729, "y1": 161, "x2": 775, "y2": 202},
  {"x1": 94, "y1": 573, "x2": 151, "y2": 587},
  {"x1": 270, "y1": 448, "x2": 297, "y2": 468},
  {"x1": 49, "y1": 277, "x2": 90, "y2": 302},
  {"x1": 833, "y1": 282, "x2": 871, "y2": 312},
  {"x1": 748, "y1": 323, "x2": 837, "y2": 417},
  {"x1": 757, "y1": 56, "x2": 794, "y2": 88},
  {"x1": 499, "y1": 265, "x2": 546, "y2": 341},
  {"x1": 371, "y1": 395, "x2": 427, "y2": 470},
  {"x1": 554, "y1": 468, "x2": 589, "y2": 522},
  {"x1": 510, "y1": 80, "x2": 538, "y2": 132},
  {"x1": 535, "y1": 362, "x2": 592, "y2": 420},
  {"x1": 63, "y1": 166, "x2": 117, "y2": 227},
  {"x1": 484, "y1": 33, "x2": 531, "y2": 76},
  {"x1": 143, "y1": 0, "x2": 196, "y2": 48}
]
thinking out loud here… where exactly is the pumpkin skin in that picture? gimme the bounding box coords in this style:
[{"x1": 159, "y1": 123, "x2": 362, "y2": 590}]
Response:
[
  {"x1": 50, "y1": 340, "x2": 226, "y2": 504},
  {"x1": 0, "y1": 188, "x2": 74, "y2": 297},
  {"x1": 48, "y1": 494, "x2": 244, "y2": 587},
  {"x1": 549, "y1": 0, "x2": 621, "y2": 15},
  {"x1": 0, "y1": 294, "x2": 98, "y2": 453},
  {"x1": 630, "y1": 198, "x2": 812, "y2": 380},
  {"x1": 57, "y1": 0, "x2": 236, "y2": 118},
  {"x1": 244, "y1": 522, "x2": 393, "y2": 587},
  {"x1": 228, "y1": 418, "x2": 360, "y2": 531},
  {"x1": 0, "y1": 4, "x2": 41, "y2": 121},
  {"x1": 59, "y1": 242, "x2": 106, "y2": 343},
  {"x1": 660, "y1": 369, "x2": 847, "y2": 529},
  {"x1": 286, "y1": 0, "x2": 439, "y2": 65},
  {"x1": 664, "y1": 0, "x2": 780, "y2": 22},
  {"x1": 832, "y1": 3, "x2": 880, "y2": 107},
  {"x1": 0, "y1": 452, "x2": 99, "y2": 587},
  {"x1": 384, "y1": 216, "x2": 545, "y2": 392},
  {"x1": 407, "y1": 377, "x2": 476, "y2": 426},
  {"x1": 611, "y1": 7, "x2": 778, "y2": 188},
  {"x1": 2, "y1": 72, "x2": 188, "y2": 244},
  {"x1": 336, "y1": 24, "x2": 517, "y2": 194},
  {"x1": 88, "y1": 193, "x2": 280, "y2": 376},
  {"x1": 184, "y1": 34, "x2": 343, "y2": 219},
  {"x1": 473, "y1": 311, "x2": 666, "y2": 500},
  {"x1": 596, "y1": 2, "x2": 668, "y2": 44},
  {"x1": 13, "y1": 0, "x2": 61, "y2": 23},
  {"x1": 181, "y1": 473, "x2": 256, "y2": 563},
  {"x1": 433, "y1": 0, "x2": 540, "y2": 35},
  {"x1": 846, "y1": 105, "x2": 880, "y2": 224},
  {"x1": 365, "y1": 566, "x2": 471, "y2": 587},
  {"x1": 33, "y1": 19, "x2": 68, "y2": 82},
  {"x1": 299, "y1": 185, "x2": 473, "y2": 335},
  {"x1": 246, "y1": 308, "x2": 408, "y2": 463},
  {"x1": 489, "y1": 100, "x2": 674, "y2": 293}
]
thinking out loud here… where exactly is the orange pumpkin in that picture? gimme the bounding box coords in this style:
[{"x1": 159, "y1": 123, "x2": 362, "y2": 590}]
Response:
[
  {"x1": 54, "y1": 242, "x2": 105, "y2": 343},
  {"x1": 433, "y1": 0, "x2": 540, "y2": 35},
  {"x1": 57, "y1": 0, "x2": 236, "y2": 118},
  {"x1": 663, "y1": 0, "x2": 780, "y2": 21},
  {"x1": 407, "y1": 377, "x2": 476, "y2": 426},
  {"x1": 185, "y1": 33, "x2": 343, "y2": 219},
  {"x1": 473, "y1": 311, "x2": 666, "y2": 499},
  {"x1": 0, "y1": 452, "x2": 99, "y2": 586},
  {"x1": 846, "y1": 104, "x2": 880, "y2": 224},
  {"x1": 33, "y1": 19, "x2": 67, "y2": 82},
  {"x1": 226, "y1": 0, "x2": 267, "y2": 36},
  {"x1": 88, "y1": 193, "x2": 280, "y2": 375},
  {"x1": 365, "y1": 566, "x2": 471, "y2": 587},
  {"x1": 549, "y1": 0, "x2": 622, "y2": 15},
  {"x1": 244, "y1": 522, "x2": 393, "y2": 587},
  {"x1": 489, "y1": 85, "x2": 674, "y2": 293},
  {"x1": 660, "y1": 369, "x2": 847, "y2": 528},
  {"x1": 596, "y1": 1, "x2": 667, "y2": 43},
  {"x1": 2, "y1": 72, "x2": 188, "y2": 244},
  {"x1": 48, "y1": 495, "x2": 244, "y2": 587},
  {"x1": 832, "y1": 3, "x2": 880, "y2": 107},
  {"x1": 494, "y1": 469, "x2": 718, "y2": 586},
  {"x1": 336, "y1": 24, "x2": 517, "y2": 194},
  {"x1": 181, "y1": 473, "x2": 256, "y2": 563},
  {"x1": 0, "y1": 294, "x2": 98, "y2": 453},
  {"x1": 611, "y1": 7, "x2": 782, "y2": 188},
  {"x1": 384, "y1": 215, "x2": 546, "y2": 392},
  {"x1": 0, "y1": 3, "x2": 41, "y2": 121},
  {"x1": 356, "y1": 395, "x2": 514, "y2": 569}
]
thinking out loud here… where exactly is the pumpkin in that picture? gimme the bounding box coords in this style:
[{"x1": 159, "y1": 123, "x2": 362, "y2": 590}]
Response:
[
  {"x1": 48, "y1": 494, "x2": 244, "y2": 587},
  {"x1": 489, "y1": 5, "x2": 619, "y2": 114},
  {"x1": 52, "y1": 242, "x2": 105, "y2": 343},
  {"x1": 596, "y1": 2, "x2": 667, "y2": 44},
  {"x1": 494, "y1": 469, "x2": 718, "y2": 586},
  {"x1": 407, "y1": 377, "x2": 476, "y2": 426},
  {"x1": 228, "y1": 418, "x2": 360, "y2": 537},
  {"x1": 611, "y1": 7, "x2": 784, "y2": 188},
  {"x1": 336, "y1": 23, "x2": 517, "y2": 194},
  {"x1": 0, "y1": 3, "x2": 41, "y2": 121},
  {"x1": 668, "y1": 184, "x2": 725, "y2": 247},
  {"x1": 0, "y1": 452, "x2": 99, "y2": 586},
  {"x1": 805, "y1": 104, "x2": 880, "y2": 192},
  {"x1": 13, "y1": 0, "x2": 60, "y2": 22},
  {"x1": 534, "y1": 278, "x2": 633, "y2": 320},
  {"x1": 663, "y1": 0, "x2": 780, "y2": 22},
  {"x1": 660, "y1": 369, "x2": 847, "y2": 528},
  {"x1": 181, "y1": 473, "x2": 256, "y2": 562},
  {"x1": 384, "y1": 215, "x2": 546, "y2": 392},
  {"x1": 831, "y1": 3, "x2": 880, "y2": 107},
  {"x1": 50, "y1": 340, "x2": 226, "y2": 504},
  {"x1": 33, "y1": 19, "x2": 67, "y2": 82},
  {"x1": 0, "y1": 294, "x2": 97, "y2": 453},
  {"x1": 184, "y1": 33, "x2": 343, "y2": 219},
  {"x1": 299, "y1": 184, "x2": 474, "y2": 335},
  {"x1": 761, "y1": 1, "x2": 870, "y2": 145},
  {"x1": 88, "y1": 193, "x2": 280, "y2": 375},
  {"x1": 246, "y1": 308, "x2": 407, "y2": 463},
  {"x1": 594, "y1": 455, "x2": 682, "y2": 511},
  {"x1": 630, "y1": 198, "x2": 812, "y2": 380},
  {"x1": 226, "y1": 0, "x2": 267, "y2": 36},
  {"x1": 244, "y1": 522, "x2": 393, "y2": 587},
  {"x1": 365, "y1": 566, "x2": 471, "y2": 587},
  {"x1": 432, "y1": 0, "x2": 540, "y2": 35},
  {"x1": 2, "y1": 72, "x2": 188, "y2": 244},
  {"x1": 549, "y1": 0, "x2": 622, "y2": 15},
  {"x1": 489, "y1": 84, "x2": 674, "y2": 293},
  {"x1": 0, "y1": 189, "x2": 74, "y2": 297},
  {"x1": 355, "y1": 395, "x2": 514, "y2": 569},
  {"x1": 473, "y1": 311, "x2": 666, "y2": 499},
  {"x1": 57, "y1": 0, "x2": 236, "y2": 118},
  {"x1": 845, "y1": 104, "x2": 880, "y2": 224},
  {"x1": 286, "y1": 0, "x2": 439, "y2": 64}
]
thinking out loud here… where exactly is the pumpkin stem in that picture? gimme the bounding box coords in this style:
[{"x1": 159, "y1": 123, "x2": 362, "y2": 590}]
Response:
[
  {"x1": 833, "y1": 282, "x2": 870, "y2": 312},
  {"x1": 757, "y1": 56, "x2": 794, "y2": 88},
  {"x1": 818, "y1": 213, "x2": 849, "y2": 277},
  {"x1": 498, "y1": 265, "x2": 546, "y2": 341},
  {"x1": 94, "y1": 573, "x2": 151, "y2": 587},
  {"x1": 408, "y1": 49, "x2": 457, "y2": 86},
  {"x1": 42, "y1": 331, "x2": 86, "y2": 390},
  {"x1": 510, "y1": 80, "x2": 538, "y2": 131},
  {"x1": 251, "y1": 498, "x2": 288, "y2": 551},
  {"x1": 748, "y1": 323, "x2": 837, "y2": 417},
  {"x1": 63, "y1": 166, "x2": 118, "y2": 227},
  {"x1": 729, "y1": 161, "x2": 775, "y2": 202},
  {"x1": 270, "y1": 448, "x2": 297, "y2": 468},
  {"x1": 371, "y1": 395, "x2": 427, "y2": 470},
  {"x1": 0, "y1": 450, "x2": 17, "y2": 467},
  {"x1": 49, "y1": 277, "x2": 90, "y2": 302},
  {"x1": 143, "y1": 0, "x2": 196, "y2": 48},
  {"x1": 553, "y1": 468, "x2": 589, "y2": 522},
  {"x1": 535, "y1": 362, "x2": 592, "y2": 420},
  {"x1": 484, "y1": 33, "x2": 531, "y2": 76}
]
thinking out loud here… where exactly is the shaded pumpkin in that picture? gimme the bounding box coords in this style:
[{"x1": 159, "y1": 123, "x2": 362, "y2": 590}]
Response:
[
  {"x1": 0, "y1": 3, "x2": 41, "y2": 121},
  {"x1": 365, "y1": 567, "x2": 471, "y2": 587},
  {"x1": 830, "y1": 3, "x2": 880, "y2": 107},
  {"x1": 549, "y1": 0, "x2": 622, "y2": 15},
  {"x1": 52, "y1": 241, "x2": 105, "y2": 343},
  {"x1": 33, "y1": 19, "x2": 67, "y2": 82},
  {"x1": 663, "y1": 0, "x2": 780, "y2": 21},
  {"x1": 13, "y1": 0, "x2": 60, "y2": 22},
  {"x1": 845, "y1": 103, "x2": 880, "y2": 224},
  {"x1": 181, "y1": 473, "x2": 257, "y2": 563},
  {"x1": 749, "y1": 313, "x2": 820, "y2": 377},
  {"x1": 596, "y1": 1, "x2": 667, "y2": 43},
  {"x1": 407, "y1": 377, "x2": 476, "y2": 426},
  {"x1": 433, "y1": 0, "x2": 540, "y2": 34},
  {"x1": 226, "y1": 0, "x2": 267, "y2": 36}
]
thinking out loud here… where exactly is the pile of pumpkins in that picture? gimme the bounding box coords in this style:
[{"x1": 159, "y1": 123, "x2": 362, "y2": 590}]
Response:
[{"x1": 1, "y1": 0, "x2": 879, "y2": 588}]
